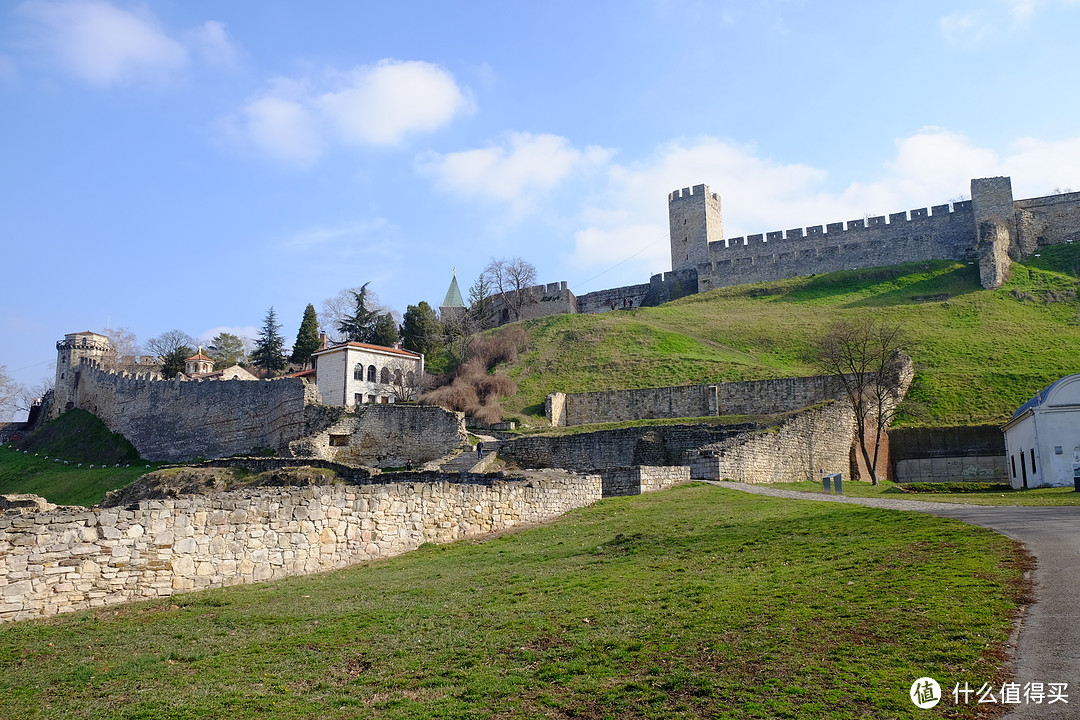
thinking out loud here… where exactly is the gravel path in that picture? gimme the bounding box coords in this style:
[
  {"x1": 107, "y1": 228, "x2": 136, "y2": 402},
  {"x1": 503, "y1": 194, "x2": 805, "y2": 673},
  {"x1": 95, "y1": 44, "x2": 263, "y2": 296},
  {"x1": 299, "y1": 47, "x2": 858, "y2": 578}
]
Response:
[{"x1": 708, "y1": 481, "x2": 1080, "y2": 719}]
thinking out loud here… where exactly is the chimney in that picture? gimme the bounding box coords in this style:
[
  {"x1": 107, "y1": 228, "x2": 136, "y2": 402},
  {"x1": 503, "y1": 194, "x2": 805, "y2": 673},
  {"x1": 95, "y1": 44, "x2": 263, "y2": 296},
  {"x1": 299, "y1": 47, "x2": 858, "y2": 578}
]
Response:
[{"x1": 319, "y1": 331, "x2": 327, "y2": 350}]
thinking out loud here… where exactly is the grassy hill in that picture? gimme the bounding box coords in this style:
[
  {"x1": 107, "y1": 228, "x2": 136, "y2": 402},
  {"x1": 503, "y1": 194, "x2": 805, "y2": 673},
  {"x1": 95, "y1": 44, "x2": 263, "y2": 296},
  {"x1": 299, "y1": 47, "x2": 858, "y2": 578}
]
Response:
[
  {"x1": 1, "y1": 410, "x2": 159, "y2": 506},
  {"x1": 0, "y1": 484, "x2": 1027, "y2": 719},
  {"x1": 495, "y1": 247, "x2": 1080, "y2": 428}
]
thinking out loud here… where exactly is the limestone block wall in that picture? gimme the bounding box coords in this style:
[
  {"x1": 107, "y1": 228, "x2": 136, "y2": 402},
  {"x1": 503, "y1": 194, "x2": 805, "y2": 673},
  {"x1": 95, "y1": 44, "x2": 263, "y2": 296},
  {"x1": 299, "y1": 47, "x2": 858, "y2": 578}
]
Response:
[
  {"x1": 501, "y1": 423, "x2": 760, "y2": 470},
  {"x1": 0, "y1": 470, "x2": 602, "y2": 623},
  {"x1": 548, "y1": 374, "x2": 842, "y2": 427},
  {"x1": 688, "y1": 402, "x2": 855, "y2": 483},
  {"x1": 287, "y1": 404, "x2": 467, "y2": 468},
  {"x1": 575, "y1": 282, "x2": 652, "y2": 314},
  {"x1": 599, "y1": 466, "x2": 690, "y2": 496},
  {"x1": 695, "y1": 202, "x2": 976, "y2": 292},
  {"x1": 63, "y1": 361, "x2": 315, "y2": 461},
  {"x1": 1015, "y1": 191, "x2": 1080, "y2": 254}
]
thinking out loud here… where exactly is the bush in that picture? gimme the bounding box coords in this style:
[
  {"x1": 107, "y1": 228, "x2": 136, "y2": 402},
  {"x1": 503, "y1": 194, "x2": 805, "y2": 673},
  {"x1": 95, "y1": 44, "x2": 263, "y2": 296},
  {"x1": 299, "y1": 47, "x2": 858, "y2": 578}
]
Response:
[
  {"x1": 901, "y1": 481, "x2": 1013, "y2": 493},
  {"x1": 418, "y1": 327, "x2": 524, "y2": 423}
]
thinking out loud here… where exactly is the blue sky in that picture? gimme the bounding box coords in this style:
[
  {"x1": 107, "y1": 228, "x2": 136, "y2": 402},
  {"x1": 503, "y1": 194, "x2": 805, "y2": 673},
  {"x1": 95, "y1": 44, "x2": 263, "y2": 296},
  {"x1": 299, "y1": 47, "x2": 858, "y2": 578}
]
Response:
[{"x1": 3, "y1": 0, "x2": 1080, "y2": 415}]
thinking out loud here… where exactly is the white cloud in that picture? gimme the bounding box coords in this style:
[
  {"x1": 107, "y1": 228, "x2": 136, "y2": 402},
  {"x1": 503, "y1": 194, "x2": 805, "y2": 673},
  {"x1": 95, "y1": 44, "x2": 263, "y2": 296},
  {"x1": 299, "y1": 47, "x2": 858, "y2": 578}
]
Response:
[
  {"x1": 939, "y1": 12, "x2": 992, "y2": 44},
  {"x1": 565, "y1": 129, "x2": 1080, "y2": 283},
  {"x1": 419, "y1": 132, "x2": 613, "y2": 212},
  {"x1": 16, "y1": 0, "x2": 188, "y2": 84},
  {"x1": 241, "y1": 92, "x2": 324, "y2": 165},
  {"x1": 227, "y1": 59, "x2": 470, "y2": 164},
  {"x1": 318, "y1": 60, "x2": 470, "y2": 145},
  {"x1": 186, "y1": 20, "x2": 239, "y2": 68},
  {"x1": 15, "y1": 1, "x2": 241, "y2": 85}
]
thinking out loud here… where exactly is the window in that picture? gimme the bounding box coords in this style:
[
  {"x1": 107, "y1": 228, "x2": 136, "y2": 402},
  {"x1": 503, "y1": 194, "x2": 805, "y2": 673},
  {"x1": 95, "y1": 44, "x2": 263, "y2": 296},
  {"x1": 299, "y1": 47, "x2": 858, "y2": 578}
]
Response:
[
  {"x1": 406, "y1": 371, "x2": 415, "y2": 386},
  {"x1": 367, "y1": 365, "x2": 376, "y2": 382},
  {"x1": 380, "y1": 367, "x2": 391, "y2": 384},
  {"x1": 394, "y1": 369, "x2": 403, "y2": 385},
  {"x1": 367, "y1": 394, "x2": 376, "y2": 404},
  {"x1": 353, "y1": 363, "x2": 363, "y2": 380},
  {"x1": 329, "y1": 434, "x2": 349, "y2": 447},
  {"x1": 354, "y1": 393, "x2": 362, "y2": 406},
  {"x1": 1031, "y1": 448, "x2": 1037, "y2": 474},
  {"x1": 1011, "y1": 455, "x2": 1016, "y2": 478},
  {"x1": 380, "y1": 396, "x2": 389, "y2": 404}
]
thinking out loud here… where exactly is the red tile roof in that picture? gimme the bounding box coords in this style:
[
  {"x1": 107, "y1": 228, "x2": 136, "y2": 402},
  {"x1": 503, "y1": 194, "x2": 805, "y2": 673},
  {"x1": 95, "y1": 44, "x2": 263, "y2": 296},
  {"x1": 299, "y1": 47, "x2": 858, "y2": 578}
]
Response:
[{"x1": 312, "y1": 342, "x2": 422, "y2": 359}]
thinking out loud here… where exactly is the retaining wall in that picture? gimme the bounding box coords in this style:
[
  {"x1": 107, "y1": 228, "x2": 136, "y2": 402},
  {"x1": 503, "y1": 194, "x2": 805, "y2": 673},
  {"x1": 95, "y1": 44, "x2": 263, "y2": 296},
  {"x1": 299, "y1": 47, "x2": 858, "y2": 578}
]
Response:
[
  {"x1": 889, "y1": 426, "x2": 1008, "y2": 483},
  {"x1": 0, "y1": 470, "x2": 604, "y2": 622}
]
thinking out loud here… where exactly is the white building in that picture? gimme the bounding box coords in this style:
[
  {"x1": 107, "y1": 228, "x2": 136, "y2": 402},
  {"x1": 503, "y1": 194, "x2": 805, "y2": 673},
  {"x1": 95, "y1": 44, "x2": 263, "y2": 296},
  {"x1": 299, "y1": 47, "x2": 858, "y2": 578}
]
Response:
[
  {"x1": 1002, "y1": 374, "x2": 1080, "y2": 489},
  {"x1": 311, "y1": 342, "x2": 424, "y2": 407}
]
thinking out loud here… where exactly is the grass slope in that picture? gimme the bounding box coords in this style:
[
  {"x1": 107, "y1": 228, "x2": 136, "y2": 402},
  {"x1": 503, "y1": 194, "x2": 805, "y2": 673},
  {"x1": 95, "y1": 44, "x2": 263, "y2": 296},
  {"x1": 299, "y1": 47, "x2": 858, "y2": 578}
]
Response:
[
  {"x1": 499, "y1": 252, "x2": 1080, "y2": 427},
  {"x1": 2, "y1": 410, "x2": 156, "y2": 506},
  {"x1": 0, "y1": 484, "x2": 1026, "y2": 719}
]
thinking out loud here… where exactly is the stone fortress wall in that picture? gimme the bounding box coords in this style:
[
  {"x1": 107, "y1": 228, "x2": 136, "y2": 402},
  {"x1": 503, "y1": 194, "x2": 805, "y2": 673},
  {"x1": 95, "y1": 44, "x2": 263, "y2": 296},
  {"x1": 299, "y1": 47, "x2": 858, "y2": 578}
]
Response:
[
  {"x1": 546, "y1": 374, "x2": 841, "y2": 427},
  {"x1": 50, "y1": 342, "x2": 467, "y2": 466},
  {"x1": 0, "y1": 467, "x2": 690, "y2": 623},
  {"x1": 481, "y1": 176, "x2": 1080, "y2": 331}
]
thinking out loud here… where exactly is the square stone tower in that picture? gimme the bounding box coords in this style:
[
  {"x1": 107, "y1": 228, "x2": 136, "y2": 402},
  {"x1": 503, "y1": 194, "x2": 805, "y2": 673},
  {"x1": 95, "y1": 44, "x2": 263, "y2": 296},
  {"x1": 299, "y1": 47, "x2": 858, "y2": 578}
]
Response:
[
  {"x1": 971, "y1": 176, "x2": 1016, "y2": 289},
  {"x1": 669, "y1": 184, "x2": 723, "y2": 273}
]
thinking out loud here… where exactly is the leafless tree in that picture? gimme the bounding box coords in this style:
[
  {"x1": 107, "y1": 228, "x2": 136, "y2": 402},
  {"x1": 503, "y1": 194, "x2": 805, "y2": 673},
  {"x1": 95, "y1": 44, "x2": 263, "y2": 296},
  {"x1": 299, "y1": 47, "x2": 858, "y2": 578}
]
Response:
[
  {"x1": 815, "y1": 318, "x2": 908, "y2": 485},
  {"x1": 0, "y1": 365, "x2": 23, "y2": 422},
  {"x1": 482, "y1": 256, "x2": 538, "y2": 322},
  {"x1": 387, "y1": 360, "x2": 429, "y2": 403},
  {"x1": 17, "y1": 376, "x2": 54, "y2": 414},
  {"x1": 101, "y1": 326, "x2": 140, "y2": 369},
  {"x1": 145, "y1": 329, "x2": 197, "y2": 359}
]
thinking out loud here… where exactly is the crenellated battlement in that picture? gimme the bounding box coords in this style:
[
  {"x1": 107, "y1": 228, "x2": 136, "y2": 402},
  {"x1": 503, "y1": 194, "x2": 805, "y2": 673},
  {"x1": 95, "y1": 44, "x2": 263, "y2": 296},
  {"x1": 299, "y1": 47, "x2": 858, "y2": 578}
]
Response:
[{"x1": 668, "y1": 183, "x2": 720, "y2": 204}]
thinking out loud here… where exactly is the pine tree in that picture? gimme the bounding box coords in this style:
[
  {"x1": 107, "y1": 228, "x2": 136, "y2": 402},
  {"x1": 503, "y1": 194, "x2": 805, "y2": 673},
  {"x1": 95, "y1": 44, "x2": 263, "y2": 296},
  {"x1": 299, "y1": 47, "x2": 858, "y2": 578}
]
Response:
[
  {"x1": 252, "y1": 306, "x2": 287, "y2": 373},
  {"x1": 336, "y1": 282, "x2": 379, "y2": 343},
  {"x1": 371, "y1": 312, "x2": 399, "y2": 347},
  {"x1": 402, "y1": 301, "x2": 441, "y2": 355},
  {"x1": 290, "y1": 304, "x2": 321, "y2": 366}
]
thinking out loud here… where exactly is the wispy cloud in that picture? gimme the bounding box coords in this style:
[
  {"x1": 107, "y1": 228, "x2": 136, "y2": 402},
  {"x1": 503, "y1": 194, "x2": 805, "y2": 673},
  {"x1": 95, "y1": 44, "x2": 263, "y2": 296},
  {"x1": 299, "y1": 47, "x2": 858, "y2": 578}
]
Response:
[{"x1": 14, "y1": 0, "x2": 239, "y2": 85}]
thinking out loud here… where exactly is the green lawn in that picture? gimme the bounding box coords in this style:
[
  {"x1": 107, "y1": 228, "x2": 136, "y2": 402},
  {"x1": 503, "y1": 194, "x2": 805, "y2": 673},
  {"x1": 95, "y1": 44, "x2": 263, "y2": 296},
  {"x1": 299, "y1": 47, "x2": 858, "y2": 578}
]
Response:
[
  {"x1": 0, "y1": 444, "x2": 160, "y2": 507},
  {"x1": 0, "y1": 484, "x2": 1027, "y2": 719},
  {"x1": 763, "y1": 478, "x2": 1080, "y2": 506}
]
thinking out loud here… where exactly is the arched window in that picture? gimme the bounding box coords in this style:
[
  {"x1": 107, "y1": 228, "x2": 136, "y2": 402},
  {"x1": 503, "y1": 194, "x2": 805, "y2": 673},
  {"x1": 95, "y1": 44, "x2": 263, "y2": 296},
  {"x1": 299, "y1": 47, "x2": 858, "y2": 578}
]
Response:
[
  {"x1": 367, "y1": 365, "x2": 376, "y2": 382},
  {"x1": 380, "y1": 367, "x2": 391, "y2": 384},
  {"x1": 394, "y1": 369, "x2": 403, "y2": 385},
  {"x1": 353, "y1": 363, "x2": 363, "y2": 380},
  {"x1": 406, "y1": 371, "x2": 415, "y2": 386}
]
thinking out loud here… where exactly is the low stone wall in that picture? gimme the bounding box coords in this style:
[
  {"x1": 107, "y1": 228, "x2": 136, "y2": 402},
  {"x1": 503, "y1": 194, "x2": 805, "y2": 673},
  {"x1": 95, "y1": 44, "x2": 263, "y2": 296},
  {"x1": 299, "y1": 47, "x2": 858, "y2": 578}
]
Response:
[
  {"x1": 0, "y1": 470, "x2": 603, "y2": 623},
  {"x1": 600, "y1": 466, "x2": 690, "y2": 496},
  {"x1": 689, "y1": 402, "x2": 855, "y2": 483},
  {"x1": 501, "y1": 423, "x2": 762, "y2": 470}
]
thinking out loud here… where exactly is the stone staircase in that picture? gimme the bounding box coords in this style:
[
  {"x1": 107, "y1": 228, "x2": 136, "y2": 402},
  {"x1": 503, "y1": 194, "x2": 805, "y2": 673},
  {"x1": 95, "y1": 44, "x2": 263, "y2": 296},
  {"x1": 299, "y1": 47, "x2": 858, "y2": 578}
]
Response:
[{"x1": 440, "y1": 437, "x2": 501, "y2": 473}]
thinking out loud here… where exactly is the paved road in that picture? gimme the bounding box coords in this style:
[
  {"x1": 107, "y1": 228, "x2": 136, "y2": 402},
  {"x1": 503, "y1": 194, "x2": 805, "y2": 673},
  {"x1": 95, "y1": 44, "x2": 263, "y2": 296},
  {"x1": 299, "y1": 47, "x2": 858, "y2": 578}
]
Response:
[{"x1": 709, "y1": 482, "x2": 1080, "y2": 719}]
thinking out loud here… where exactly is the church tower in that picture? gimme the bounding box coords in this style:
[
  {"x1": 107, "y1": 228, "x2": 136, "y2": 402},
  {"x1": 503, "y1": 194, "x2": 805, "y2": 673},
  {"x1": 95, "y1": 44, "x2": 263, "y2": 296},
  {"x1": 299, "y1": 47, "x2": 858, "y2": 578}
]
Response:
[
  {"x1": 440, "y1": 269, "x2": 467, "y2": 321},
  {"x1": 668, "y1": 184, "x2": 723, "y2": 273}
]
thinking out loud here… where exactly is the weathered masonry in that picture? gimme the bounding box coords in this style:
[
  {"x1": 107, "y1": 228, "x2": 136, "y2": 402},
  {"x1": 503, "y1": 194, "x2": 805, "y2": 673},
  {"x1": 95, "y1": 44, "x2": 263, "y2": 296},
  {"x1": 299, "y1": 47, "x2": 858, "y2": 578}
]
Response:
[
  {"x1": 0, "y1": 467, "x2": 686, "y2": 623},
  {"x1": 669, "y1": 177, "x2": 1080, "y2": 292}
]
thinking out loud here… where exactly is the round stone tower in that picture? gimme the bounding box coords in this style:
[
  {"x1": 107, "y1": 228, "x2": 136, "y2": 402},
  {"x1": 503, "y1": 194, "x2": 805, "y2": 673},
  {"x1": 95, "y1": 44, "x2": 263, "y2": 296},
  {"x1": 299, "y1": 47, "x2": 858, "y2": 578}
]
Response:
[{"x1": 52, "y1": 331, "x2": 111, "y2": 416}]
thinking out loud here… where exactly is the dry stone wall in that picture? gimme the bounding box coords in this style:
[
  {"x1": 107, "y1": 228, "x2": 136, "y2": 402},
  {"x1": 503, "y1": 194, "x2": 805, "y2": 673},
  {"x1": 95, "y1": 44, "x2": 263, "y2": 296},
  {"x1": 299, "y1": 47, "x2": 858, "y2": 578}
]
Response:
[
  {"x1": 599, "y1": 466, "x2": 689, "y2": 496},
  {"x1": 688, "y1": 402, "x2": 856, "y2": 483},
  {"x1": 0, "y1": 470, "x2": 602, "y2": 623}
]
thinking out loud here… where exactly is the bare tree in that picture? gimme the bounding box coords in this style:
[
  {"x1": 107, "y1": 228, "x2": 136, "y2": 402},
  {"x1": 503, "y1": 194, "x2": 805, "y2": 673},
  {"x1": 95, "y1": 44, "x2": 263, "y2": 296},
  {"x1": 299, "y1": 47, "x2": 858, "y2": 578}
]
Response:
[
  {"x1": 387, "y1": 360, "x2": 428, "y2": 403},
  {"x1": 482, "y1": 256, "x2": 538, "y2": 322},
  {"x1": 815, "y1": 318, "x2": 908, "y2": 485},
  {"x1": 145, "y1": 329, "x2": 197, "y2": 359},
  {"x1": 17, "y1": 376, "x2": 54, "y2": 414},
  {"x1": 0, "y1": 365, "x2": 24, "y2": 422},
  {"x1": 101, "y1": 326, "x2": 140, "y2": 369}
]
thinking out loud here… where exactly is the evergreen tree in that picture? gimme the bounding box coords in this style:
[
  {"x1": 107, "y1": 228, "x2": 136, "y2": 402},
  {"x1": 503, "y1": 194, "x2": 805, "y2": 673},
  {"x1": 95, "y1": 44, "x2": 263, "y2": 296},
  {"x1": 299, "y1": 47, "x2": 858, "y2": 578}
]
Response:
[
  {"x1": 160, "y1": 345, "x2": 193, "y2": 379},
  {"x1": 336, "y1": 282, "x2": 379, "y2": 343},
  {"x1": 208, "y1": 332, "x2": 247, "y2": 369},
  {"x1": 251, "y1": 306, "x2": 287, "y2": 373},
  {"x1": 372, "y1": 312, "x2": 400, "y2": 347},
  {"x1": 290, "y1": 304, "x2": 321, "y2": 366},
  {"x1": 402, "y1": 301, "x2": 442, "y2": 355}
]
